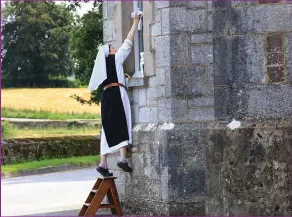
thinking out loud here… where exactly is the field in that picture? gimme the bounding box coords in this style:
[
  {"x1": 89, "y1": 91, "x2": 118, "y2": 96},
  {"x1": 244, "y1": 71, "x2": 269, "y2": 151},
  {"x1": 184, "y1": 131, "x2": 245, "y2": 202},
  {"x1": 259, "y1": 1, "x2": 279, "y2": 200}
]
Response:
[{"x1": 1, "y1": 88, "x2": 101, "y2": 114}]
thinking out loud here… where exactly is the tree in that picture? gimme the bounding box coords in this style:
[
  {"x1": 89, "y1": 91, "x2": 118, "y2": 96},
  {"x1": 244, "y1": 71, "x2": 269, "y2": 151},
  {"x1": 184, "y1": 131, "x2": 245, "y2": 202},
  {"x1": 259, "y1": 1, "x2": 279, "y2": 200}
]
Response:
[
  {"x1": 70, "y1": 3, "x2": 103, "y2": 105},
  {"x1": 2, "y1": 1, "x2": 74, "y2": 86}
]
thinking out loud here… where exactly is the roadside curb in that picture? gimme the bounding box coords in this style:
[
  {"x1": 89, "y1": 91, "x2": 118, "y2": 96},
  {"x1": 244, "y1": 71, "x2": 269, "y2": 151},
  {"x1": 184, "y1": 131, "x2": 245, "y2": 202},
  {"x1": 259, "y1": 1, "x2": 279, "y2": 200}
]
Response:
[{"x1": 1, "y1": 163, "x2": 97, "y2": 179}]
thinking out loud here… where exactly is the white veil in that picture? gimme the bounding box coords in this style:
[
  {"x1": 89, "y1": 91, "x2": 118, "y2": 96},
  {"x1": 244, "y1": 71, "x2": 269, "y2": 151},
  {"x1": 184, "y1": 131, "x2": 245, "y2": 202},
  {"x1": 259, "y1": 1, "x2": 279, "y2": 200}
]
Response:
[{"x1": 88, "y1": 44, "x2": 110, "y2": 91}]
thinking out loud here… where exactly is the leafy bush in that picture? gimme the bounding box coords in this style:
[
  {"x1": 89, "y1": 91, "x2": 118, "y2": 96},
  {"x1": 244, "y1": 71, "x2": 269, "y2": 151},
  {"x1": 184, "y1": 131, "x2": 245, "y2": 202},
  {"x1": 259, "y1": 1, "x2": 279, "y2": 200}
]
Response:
[{"x1": 1, "y1": 136, "x2": 100, "y2": 165}]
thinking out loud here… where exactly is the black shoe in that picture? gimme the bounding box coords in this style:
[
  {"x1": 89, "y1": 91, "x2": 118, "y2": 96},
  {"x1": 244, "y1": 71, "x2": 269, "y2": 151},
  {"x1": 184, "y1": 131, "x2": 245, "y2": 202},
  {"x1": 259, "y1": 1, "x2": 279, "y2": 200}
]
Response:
[
  {"x1": 96, "y1": 166, "x2": 113, "y2": 177},
  {"x1": 117, "y1": 161, "x2": 132, "y2": 173}
]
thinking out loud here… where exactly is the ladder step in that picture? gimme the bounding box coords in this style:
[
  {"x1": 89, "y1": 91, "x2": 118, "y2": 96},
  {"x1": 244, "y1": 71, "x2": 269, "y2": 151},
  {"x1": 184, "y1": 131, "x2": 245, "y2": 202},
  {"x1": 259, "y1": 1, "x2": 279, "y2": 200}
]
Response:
[
  {"x1": 83, "y1": 203, "x2": 115, "y2": 209},
  {"x1": 100, "y1": 204, "x2": 116, "y2": 209}
]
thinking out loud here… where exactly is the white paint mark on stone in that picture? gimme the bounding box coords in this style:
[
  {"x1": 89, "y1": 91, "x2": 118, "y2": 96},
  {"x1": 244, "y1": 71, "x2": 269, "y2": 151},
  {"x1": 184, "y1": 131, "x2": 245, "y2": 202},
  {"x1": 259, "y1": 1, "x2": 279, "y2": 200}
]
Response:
[
  {"x1": 145, "y1": 123, "x2": 156, "y2": 131},
  {"x1": 160, "y1": 123, "x2": 175, "y2": 130},
  {"x1": 227, "y1": 119, "x2": 241, "y2": 130},
  {"x1": 133, "y1": 125, "x2": 142, "y2": 132}
]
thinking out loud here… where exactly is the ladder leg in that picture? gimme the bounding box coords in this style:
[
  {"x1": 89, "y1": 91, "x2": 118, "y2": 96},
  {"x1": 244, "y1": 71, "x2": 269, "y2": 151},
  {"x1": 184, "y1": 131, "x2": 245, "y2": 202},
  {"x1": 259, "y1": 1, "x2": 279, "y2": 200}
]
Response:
[
  {"x1": 84, "y1": 180, "x2": 110, "y2": 216},
  {"x1": 109, "y1": 181, "x2": 123, "y2": 216},
  {"x1": 107, "y1": 189, "x2": 117, "y2": 215}
]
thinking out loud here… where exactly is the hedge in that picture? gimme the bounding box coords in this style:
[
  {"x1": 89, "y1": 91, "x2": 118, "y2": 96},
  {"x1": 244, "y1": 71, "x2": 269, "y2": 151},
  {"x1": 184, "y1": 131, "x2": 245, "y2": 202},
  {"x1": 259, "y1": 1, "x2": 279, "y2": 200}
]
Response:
[
  {"x1": 4, "y1": 120, "x2": 101, "y2": 129},
  {"x1": 1, "y1": 136, "x2": 100, "y2": 165}
]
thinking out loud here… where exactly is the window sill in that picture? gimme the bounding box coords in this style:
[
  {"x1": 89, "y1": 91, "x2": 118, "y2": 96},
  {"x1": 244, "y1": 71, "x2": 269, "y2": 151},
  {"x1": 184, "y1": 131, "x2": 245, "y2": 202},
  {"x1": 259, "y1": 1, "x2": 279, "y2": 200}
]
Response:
[{"x1": 126, "y1": 76, "x2": 148, "y2": 88}]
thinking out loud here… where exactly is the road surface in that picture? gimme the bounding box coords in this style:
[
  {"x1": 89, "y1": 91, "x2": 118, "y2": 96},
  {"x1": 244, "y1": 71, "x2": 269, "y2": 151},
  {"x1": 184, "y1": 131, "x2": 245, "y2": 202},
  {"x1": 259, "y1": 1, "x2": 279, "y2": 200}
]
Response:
[{"x1": 1, "y1": 168, "x2": 110, "y2": 216}]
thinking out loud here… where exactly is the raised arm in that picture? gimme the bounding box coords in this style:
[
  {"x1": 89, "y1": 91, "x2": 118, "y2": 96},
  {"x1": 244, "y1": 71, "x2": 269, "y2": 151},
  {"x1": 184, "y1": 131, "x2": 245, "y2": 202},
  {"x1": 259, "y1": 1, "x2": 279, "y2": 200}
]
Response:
[{"x1": 115, "y1": 16, "x2": 140, "y2": 64}]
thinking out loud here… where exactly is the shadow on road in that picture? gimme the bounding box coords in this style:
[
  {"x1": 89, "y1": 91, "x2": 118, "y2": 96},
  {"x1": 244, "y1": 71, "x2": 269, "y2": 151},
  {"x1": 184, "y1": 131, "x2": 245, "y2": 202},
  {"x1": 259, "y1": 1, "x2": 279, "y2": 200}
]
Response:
[{"x1": 22, "y1": 209, "x2": 111, "y2": 216}]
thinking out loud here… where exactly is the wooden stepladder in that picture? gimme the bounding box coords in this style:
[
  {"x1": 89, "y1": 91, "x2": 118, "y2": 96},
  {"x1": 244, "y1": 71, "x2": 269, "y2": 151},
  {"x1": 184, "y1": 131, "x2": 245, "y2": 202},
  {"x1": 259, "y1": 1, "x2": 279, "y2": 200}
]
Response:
[{"x1": 78, "y1": 176, "x2": 122, "y2": 216}]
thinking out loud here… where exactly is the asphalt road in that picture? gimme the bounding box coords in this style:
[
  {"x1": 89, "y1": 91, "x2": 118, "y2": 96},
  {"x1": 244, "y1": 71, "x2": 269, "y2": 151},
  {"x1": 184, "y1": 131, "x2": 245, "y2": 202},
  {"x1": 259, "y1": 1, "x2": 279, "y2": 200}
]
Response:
[{"x1": 1, "y1": 168, "x2": 111, "y2": 216}]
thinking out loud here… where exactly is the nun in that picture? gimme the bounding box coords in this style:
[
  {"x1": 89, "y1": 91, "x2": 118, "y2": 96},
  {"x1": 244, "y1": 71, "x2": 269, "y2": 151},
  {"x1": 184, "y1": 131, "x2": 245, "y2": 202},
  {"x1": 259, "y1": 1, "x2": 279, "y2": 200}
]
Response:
[{"x1": 88, "y1": 15, "x2": 141, "y2": 177}]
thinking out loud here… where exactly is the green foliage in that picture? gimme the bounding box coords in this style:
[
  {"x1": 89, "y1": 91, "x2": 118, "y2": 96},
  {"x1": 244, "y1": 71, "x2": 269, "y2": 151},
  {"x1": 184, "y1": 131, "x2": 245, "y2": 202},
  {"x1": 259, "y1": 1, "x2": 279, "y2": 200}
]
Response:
[
  {"x1": 2, "y1": 136, "x2": 100, "y2": 165},
  {"x1": 2, "y1": 107, "x2": 99, "y2": 120},
  {"x1": 70, "y1": 3, "x2": 103, "y2": 105},
  {"x1": 2, "y1": 2, "x2": 74, "y2": 87},
  {"x1": 1, "y1": 121, "x2": 16, "y2": 140}
]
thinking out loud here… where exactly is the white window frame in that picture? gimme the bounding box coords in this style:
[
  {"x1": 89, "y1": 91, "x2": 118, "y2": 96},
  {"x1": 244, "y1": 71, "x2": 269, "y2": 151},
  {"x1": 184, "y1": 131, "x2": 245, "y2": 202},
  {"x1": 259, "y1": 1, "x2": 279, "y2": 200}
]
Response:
[{"x1": 132, "y1": 0, "x2": 144, "y2": 78}]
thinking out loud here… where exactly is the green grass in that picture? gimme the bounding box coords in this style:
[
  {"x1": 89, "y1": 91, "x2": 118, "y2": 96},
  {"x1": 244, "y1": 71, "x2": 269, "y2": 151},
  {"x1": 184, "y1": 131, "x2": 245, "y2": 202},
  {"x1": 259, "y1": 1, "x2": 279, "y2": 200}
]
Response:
[
  {"x1": 1, "y1": 121, "x2": 16, "y2": 140},
  {"x1": 2, "y1": 107, "x2": 99, "y2": 120},
  {"x1": 2, "y1": 156, "x2": 100, "y2": 174},
  {"x1": 15, "y1": 126, "x2": 100, "y2": 138}
]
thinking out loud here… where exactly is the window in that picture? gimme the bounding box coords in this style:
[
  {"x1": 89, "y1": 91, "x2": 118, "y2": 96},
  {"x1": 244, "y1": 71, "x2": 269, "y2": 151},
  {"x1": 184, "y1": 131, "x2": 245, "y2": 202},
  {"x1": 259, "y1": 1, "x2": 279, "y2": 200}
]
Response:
[{"x1": 132, "y1": 0, "x2": 144, "y2": 78}]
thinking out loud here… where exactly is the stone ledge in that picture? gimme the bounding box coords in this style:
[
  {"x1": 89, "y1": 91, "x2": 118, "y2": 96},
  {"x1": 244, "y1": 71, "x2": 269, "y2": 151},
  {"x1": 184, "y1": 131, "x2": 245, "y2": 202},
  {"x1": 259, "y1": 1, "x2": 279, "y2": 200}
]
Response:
[{"x1": 127, "y1": 77, "x2": 148, "y2": 88}]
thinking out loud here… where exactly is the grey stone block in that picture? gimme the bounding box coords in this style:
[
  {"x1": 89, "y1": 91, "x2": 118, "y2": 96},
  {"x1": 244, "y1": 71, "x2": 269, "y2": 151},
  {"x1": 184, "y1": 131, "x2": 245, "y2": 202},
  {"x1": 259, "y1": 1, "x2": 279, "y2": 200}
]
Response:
[
  {"x1": 207, "y1": 10, "x2": 213, "y2": 33},
  {"x1": 139, "y1": 107, "x2": 151, "y2": 123},
  {"x1": 213, "y1": 8, "x2": 229, "y2": 38},
  {"x1": 232, "y1": 5, "x2": 292, "y2": 34},
  {"x1": 188, "y1": 97, "x2": 214, "y2": 107},
  {"x1": 144, "y1": 179, "x2": 162, "y2": 200},
  {"x1": 131, "y1": 105, "x2": 139, "y2": 125},
  {"x1": 144, "y1": 153, "x2": 160, "y2": 180},
  {"x1": 188, "y1": 108, "x2": 215, "y2": 121},
  {"x1": 169, "y1": 201, "x2": 205, "y2": 216},
  {"x1": 168, "y1": 168, "x2": 184, "y2": 202},
  {"x1": 212, "y1": 1, "x2": 231, "y2": 8},
  {"x1": 191, "y1": 44, "x2": 213, "y2": 65},
  {"x1": 138, "y1": 88, "x2": 146, "y2": 107},
  {"x1": 107, "y1": 1, "x2": 115, "y2": 19},
  {"x1": 169, "y1": 65, "x2": 207, "y2": 98},
  {"x1": 157, "y1": 104, "x2": 172, "y2": 122},
  {"x1": 247, "y1": 85, "x2": 292, "y2": 119},
  {"x1": 148, "y1": 76, "x2": 157, "y2": 87},
  {"x1": 156, "y1": 67, "x2": 168, "y2": 86},
  {"x1": 152, "y1": 36, "x2": 171, "y2": 67},
  {"x1": 155, "y1": 1, "x2": 170, "y2": 9},
  {"x1": 183, "y1": 135, "x2": 207, "y2": 169},
  {"x1": 207, "y1": 64, "x2": 214, "y2": 96},
  {"x1": 127, "y1": 77, "x2": 147, "y2": 87},
  {"x1": 131, "y1": 89, "x2": 139, "y2": 105},
  {"x1": 191, "y1": 33, "x2": 213, "y2": 44},
  {"x1": 162, "y1": 8, "x2": 206, "y2": 34},
  {"x1": 150, "y1": 107, "x2": 158, "y2": 122},
  {"x1": 214, "y1": 35, "x2": 265, "y2": 86},
  {"x1": 131, "y1": 153, "x2": 145, "y2": 177},
  {"x1": 170, "y1": 34, "x2": 190, "y2": 65},
  {"x1": 187, "y1": 1, "x2": 207, "y2": 9},
  {"x1": 184, "y1": 169, "x2": 206, "y2": 197},
  {"x1": 151, "y1": 10, "x2": 162, "y2": 37},
  {"x1": 146, "y1": 87, "x2": 157, "y2": 106},
  {"x1": 231, "y1": 1, "x2": 257, "y2": 7},
  {"x1": 214, "y1": 86, "x2": 233, "y2": 120},
  {"x1": 245, "y1": 35, "x2": 266, "y2": 84},
  {"x1": 103, "y1": 20, "x2": 113, "y2": 42},
  {"x1": 171, "y1": 99, "x2": 188, "y2": 122},
  {"x1": 102, "y1": 3, "x2": 107, "y2": 20},
  {"x1": 286, "y1": 33, "x2": 292, "y2": 83},
  {"x1": 213, "y1": 37, "x2": 232, "y2": 86}
]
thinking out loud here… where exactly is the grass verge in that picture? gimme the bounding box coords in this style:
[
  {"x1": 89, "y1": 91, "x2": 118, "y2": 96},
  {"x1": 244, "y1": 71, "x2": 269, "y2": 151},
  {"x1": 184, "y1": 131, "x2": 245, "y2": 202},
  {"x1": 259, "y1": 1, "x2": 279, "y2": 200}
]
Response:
[
  {"x1": 2, "y1": 107, "x2": 99, "y2": 120},
  {"x1": 1, "y1": 121, "x2": 16, "y2": 140},
  {"x1": 2, "y1": 156, "x2": 99, "y2": 174}
]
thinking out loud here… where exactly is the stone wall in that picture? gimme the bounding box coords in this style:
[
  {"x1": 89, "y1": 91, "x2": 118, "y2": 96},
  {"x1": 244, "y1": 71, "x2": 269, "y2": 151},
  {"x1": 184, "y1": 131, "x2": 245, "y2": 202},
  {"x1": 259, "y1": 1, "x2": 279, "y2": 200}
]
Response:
[
  {"x1": 213, "y1": 1, "x2": 292, "y2": 120},
  {"x1": 102, "y1": 0, "x2": 292, "y2": 216},
  {"x1": 207, "y1": 120, "x2": 292, "y2": 216}
]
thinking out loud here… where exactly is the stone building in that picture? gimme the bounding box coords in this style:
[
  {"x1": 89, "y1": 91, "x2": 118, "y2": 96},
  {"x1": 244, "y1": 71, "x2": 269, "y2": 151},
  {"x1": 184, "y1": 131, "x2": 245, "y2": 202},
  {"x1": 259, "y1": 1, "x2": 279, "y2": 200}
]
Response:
[{"x1": 102, "y1": 0, "x2": 292, "y2": 215}]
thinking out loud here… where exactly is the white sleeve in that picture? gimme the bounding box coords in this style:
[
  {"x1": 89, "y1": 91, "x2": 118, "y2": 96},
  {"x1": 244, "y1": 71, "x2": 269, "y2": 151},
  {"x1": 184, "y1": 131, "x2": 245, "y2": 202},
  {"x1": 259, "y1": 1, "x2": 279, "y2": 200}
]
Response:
[{"x1": 115, "y1": 39, "x2": 133, "y2": 64}]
